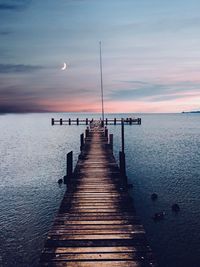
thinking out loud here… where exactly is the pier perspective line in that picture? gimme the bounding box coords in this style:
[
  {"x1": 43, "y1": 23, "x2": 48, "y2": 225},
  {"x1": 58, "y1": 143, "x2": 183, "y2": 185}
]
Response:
[{"x1": 40, "y1": 120, "x2": 156, "y2": 267}]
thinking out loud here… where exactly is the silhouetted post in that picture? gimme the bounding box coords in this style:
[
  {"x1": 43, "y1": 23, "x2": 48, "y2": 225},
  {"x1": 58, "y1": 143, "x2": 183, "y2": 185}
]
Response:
[
  {"x1": 129, "y1": 118, "x2": 132, "y2": 125},
  {"x1": 106, "y1": 118, "x2": 108, "y2": 125},
  {"x1": 51, "y1": 118, "x2": 54, "y2": 125},
  {"x1": 80, "y1": 133, "x2": 84, "y2": 151},
  {"x1": 69, "y1": 118, "x2": 71, "y2": 125},
  {"x1": 119, "y1": 118, "x2": 127, "y2": 186},
  {"x1": 60, "y1": 118, "x2": 63, "y2": 125},
  {"x1": 114, "y1": 118, "x2": 116, "y2": 125},
  {"x1": 64, "y1": 151, "x2": 73, "y2": 185},
  {"x1": 86, "y1": 118, "x2": 88, "y2": 125},
  {"x1": 77, "y1": 118, "x2": 79, "y2": 125},
  {"x1": 85, "y1": 127, "x2": 89, "y2": 138},
  {"x1": 105, "y1": 127, "x2": 108, "y2": 139},
  {"x1": 121, "y1": 119, "x2": 124, "y2": 153},
  {"x1": 119, "y1": 151, "x2": 127, "y2": 186},
  {"x1": 109, "y1": 134, "x2": 113, "y2": 152}
]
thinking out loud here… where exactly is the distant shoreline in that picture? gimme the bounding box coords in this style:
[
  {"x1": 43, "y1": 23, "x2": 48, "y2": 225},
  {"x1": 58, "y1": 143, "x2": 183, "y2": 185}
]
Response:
[{"x1": 182, "y1": 111, "x2": 200, "y2": 113}]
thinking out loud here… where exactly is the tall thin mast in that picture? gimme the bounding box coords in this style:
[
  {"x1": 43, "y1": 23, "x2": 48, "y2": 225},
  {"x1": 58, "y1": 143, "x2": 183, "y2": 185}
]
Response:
[{"x1": 99, "y1": 41, "x2": 104, "y2": 125}]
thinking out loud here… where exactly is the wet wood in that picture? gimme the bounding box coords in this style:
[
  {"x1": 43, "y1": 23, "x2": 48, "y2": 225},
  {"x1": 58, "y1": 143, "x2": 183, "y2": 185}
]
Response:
[{"x1": 40, "y1": 121, "x2": 156, "y2": 267}]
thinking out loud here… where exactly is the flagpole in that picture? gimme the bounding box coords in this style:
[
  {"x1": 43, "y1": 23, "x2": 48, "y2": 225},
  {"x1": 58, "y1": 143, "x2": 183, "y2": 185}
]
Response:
[{"x1": 99, "y1": 41, "x2": 104, "y2": 126}]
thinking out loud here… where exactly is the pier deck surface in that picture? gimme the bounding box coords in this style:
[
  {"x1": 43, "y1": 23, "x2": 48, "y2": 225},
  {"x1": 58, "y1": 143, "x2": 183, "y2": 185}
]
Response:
[{"x1": 40, "y1": 122, "x2": 156, "y2": 267}]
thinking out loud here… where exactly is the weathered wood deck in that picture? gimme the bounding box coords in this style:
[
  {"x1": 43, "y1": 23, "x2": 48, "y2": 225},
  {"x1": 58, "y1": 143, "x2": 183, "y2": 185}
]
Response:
[{"x1": 40, "y1": 121, "x2": 156, "y2": 267}]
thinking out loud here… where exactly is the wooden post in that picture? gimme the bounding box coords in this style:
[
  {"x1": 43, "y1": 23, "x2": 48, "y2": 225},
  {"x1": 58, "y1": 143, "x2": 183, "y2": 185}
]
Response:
[
  {"x1": 51, "y1": 118, "x2": 54, "y2": 125},
  {"x1": 105, "y1": 127, "x2": 108, "y2": 139},
  {"x1": 106, "y1": 118, "x2": 108, "y2": 125},
  {"x1": 119, "y1": 151, "x2": 127, "y2": 187},
  {"x1": 129, "y1": 118, "x2": 132, "y2": 125},
  {"x1": 77, "y1": 118, "x2": 79, "y2": 125},
  {"x1": 64, "y1": 151, "x2": 73, "y2": 184},
  {"x1": 80, "y1": 133, "x2": 84, "y2": 151},
  {"x1": 109, "y1": 134, "x2": 113, "y2": 152},
  {"x1": 60, "y1": 118, "x2": 63, "y2": 125},
  {"x1": 114, "y1": 118, "x2": 116, "y2": 125},
  {"x1": 121, "y1": 118, "x2": 124, "y2": 153},
  {"x1": 85, "y1": 127, "x2": 89, "y2": 138},
  {"x1": 69, "y1": 118, "x2": 71, "y2": 125},
  {"x1": 86, "y1": 118, "x2": 88, "y2": 125}
]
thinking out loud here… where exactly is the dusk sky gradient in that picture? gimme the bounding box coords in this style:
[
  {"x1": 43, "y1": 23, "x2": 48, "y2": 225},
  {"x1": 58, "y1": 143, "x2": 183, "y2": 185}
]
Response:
[{"x1": 1, "y1": 0, "x2": 200, "y2": 113}]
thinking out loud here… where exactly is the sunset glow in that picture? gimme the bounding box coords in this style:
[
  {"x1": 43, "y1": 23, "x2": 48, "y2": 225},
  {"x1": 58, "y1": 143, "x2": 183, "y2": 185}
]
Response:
[{"x1": 1, "y1": 0, "x2": 200, "y2": 113}]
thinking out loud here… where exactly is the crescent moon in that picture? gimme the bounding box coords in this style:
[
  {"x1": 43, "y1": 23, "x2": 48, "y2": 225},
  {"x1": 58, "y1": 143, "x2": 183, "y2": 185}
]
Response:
[{"x1": 61, "y1": 62, "x2": 67, "y2": 70}]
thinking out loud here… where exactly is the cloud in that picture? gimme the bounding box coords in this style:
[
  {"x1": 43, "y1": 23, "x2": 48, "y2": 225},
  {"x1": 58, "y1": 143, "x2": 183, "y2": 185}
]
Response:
[
  {"x1": 0, "y1": 30, "x2": 12, "y2": 35},
  {"x1": 0, "y1": 0, "x2": 31, "y2": 11},
  {"x1": 0, "y1": 64, "x2": 43, "y2": 73},
  {"x1": 107, "y1": 80, "x2": 200, "y2": 102},
  {"x1": 0, "y1": 86, "x2": 49, "y2": 113}
]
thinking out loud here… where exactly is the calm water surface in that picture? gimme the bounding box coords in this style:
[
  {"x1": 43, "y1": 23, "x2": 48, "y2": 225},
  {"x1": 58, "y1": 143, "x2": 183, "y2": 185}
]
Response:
[{"x1": 0, "y1": 113, "x2": 200, "y2": 267}]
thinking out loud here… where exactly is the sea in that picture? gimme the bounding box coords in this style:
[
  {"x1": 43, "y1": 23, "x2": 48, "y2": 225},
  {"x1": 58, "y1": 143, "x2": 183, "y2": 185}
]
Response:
[{"x1": 0, "y1": 113, "x2": 200, "y2": 267}]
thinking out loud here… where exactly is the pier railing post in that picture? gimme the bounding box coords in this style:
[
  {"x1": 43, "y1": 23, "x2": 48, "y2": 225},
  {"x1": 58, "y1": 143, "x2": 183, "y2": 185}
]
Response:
[
  {"x1": 51, "y1": 118, "x2": 54, "y2": 125},
  {"x1": 80, "y1": 133, "x2": 84, "y2": 151},
  {"x1": 69, "y1": 118, "x2": 71, "y2": 125},
  {"x1": 109, "y1": 134, "x2": 113, "y2": 152},
  {"x1": 106, "y1": 118, "x2": 108, "y2": 125},
  {"x1": 60, "y1": 118, "x2": 63, "y2": 125},
  {"x1": 64, "y1": 151, "x2": 73, "y2": 185},
  {"x1": 114, "y1": 118, "x2": 116, "y2": 125},
  {"x1": 77, "y1": 118, "x2": 79, "y2": 125},
  {"x1": 86, "y1": 118, "x2": 88, "y2": 125}
]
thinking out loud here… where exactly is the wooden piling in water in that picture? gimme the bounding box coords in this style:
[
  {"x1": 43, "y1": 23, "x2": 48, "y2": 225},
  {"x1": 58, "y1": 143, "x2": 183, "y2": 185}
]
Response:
[
  {"x1": 105, "y1": 127, "x2": 108, "y2": 140},
  {"x1": 109, "y1": 133, "x2": 113, "y2": 152},
  {"x1": 80, "y1": 133, "x2": 84, "y2": 151},
  {"x1": 64, "y1": 151, "x2": 73, "y2": 185}
]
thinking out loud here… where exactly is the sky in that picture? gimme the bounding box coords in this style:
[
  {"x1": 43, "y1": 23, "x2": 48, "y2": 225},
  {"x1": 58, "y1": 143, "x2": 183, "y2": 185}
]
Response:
[{"x1": 0, "y1": 0, "x2": 200, "y2": 113}]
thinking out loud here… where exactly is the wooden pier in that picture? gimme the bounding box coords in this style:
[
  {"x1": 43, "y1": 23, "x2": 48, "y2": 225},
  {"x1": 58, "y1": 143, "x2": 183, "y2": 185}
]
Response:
[{"x1": 40, "y1": 121, "x2": 156, "y2": 267}]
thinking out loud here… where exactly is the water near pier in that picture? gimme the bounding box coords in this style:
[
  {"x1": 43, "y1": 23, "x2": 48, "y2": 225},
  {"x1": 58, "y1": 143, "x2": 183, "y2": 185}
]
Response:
[{"x1": 0, "y1": 113, "x2": 200, "y2": 267}]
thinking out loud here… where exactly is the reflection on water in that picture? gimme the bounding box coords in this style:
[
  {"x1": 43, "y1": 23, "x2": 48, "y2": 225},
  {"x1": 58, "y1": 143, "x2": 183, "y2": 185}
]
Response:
[{"x1": 0, "y1": 113, "x2": 200, "y2": 267}]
